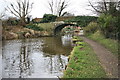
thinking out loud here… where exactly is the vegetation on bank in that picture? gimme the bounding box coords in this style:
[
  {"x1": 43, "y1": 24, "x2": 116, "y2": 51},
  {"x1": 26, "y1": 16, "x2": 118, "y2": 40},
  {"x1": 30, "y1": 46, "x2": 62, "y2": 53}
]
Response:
[
  {"x1": 37, "y1": 23, "x2": 55, "y2": 35},
  {"x1": 83, "y1": 13, "x2": 119, "y2": 56},
  {"x1": 97, "y1": 14, "x2": 118, "y2": 39},
  {"x1": 2, "y1": 23, "x2": 54, "y2": 40},
  {"x1": 24, "y1": 24, "x2": 44, "y2": 31},
  {"x1": 37, "y1": 23, "x2": 55, "y2": 30},
  {"x1": 64, "y1": 16, "x2": 98, "y2": 27},
  {"x1": 2, "y1": 22, "x2": 58, "y2": 40},
  {"x1": 87, "y1": 31, "x2": 118, "y2": 56},
  {"x1": 40, "y1": 14, "x2": 57, "y2": 23},
  {"x1": 63, "y1": 36, "x2": 106, "y2": 78}
]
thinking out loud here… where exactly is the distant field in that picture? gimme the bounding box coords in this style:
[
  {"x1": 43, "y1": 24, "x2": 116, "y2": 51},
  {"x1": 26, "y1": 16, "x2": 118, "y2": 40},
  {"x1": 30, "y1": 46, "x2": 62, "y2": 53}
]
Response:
[
  {"x1": 37, "y1": 23, "x2": 56, "y2": 35},
  {"x1": 37, "y1": 23, "x2": 55, "y2": 31}
]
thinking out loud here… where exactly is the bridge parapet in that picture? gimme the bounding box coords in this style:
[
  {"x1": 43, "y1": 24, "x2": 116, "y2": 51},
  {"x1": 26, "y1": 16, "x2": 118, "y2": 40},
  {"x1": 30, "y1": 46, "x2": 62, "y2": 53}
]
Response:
[{"x1": 65, "y1": 22, "x2": 77, "y2": 25}]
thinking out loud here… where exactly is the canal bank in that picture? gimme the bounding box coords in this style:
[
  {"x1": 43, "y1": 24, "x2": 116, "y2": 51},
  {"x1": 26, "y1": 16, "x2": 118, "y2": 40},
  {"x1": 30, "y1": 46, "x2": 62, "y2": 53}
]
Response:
[
  {"x1": 63, "y1": 36, "x2": 107, "y2": 78},
  {"x1": 2, "y1": 25, "x2": 54, "y2": 40}
]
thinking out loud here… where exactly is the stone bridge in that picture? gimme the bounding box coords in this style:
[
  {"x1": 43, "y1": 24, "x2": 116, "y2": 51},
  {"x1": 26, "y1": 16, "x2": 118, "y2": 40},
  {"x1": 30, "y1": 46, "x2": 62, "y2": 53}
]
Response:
[{"x1": 52, "y1": 22, "x2": 77, "y2": 35}]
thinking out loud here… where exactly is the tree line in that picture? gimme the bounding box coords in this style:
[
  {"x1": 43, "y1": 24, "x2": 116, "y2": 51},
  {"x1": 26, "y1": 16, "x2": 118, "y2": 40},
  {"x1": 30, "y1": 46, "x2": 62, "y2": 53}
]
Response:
[
  {"x1": 1, "y1": 0, "x2": 71, "y2": 26},
  {"x1": 84, "y1": 0, "x2": 120, "y2": 39}
]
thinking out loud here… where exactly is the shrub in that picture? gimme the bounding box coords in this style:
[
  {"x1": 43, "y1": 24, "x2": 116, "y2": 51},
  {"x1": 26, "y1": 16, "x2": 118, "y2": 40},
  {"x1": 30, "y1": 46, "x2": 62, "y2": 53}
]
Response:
[
  {"x1": 7, "y1": 19, "x2": 19, "y2": 26},
  {"x1": 11, "y1": 20, "x2": 19, "y2": 25},
  {"x1": 73, "y1": 36, "x2": 78, "y2": 39},
  {"x1": 72, "y1": 36, "x2": 83, "y2": 42},
  {"x1": 64, "y1": 16, "x2": 98, "y2": 27},
  {"x1": 76, "y1": 42, "x2": 84, "y2": 47},
  {"x1": 41, "y1": 14, "x2": 57, "y2": 23},
  {"x1": 76, "y1": 42, "x2": 84, "y2": 45},
  {"x1": 24, "y1": 24, "x2": 44, "y2": 31},
  {"x1": 97, "y1": 14, "x2": 118, "y2": 39},
  {"x1": 84, "y1": 22, "x2": 98, "y2": 35}
]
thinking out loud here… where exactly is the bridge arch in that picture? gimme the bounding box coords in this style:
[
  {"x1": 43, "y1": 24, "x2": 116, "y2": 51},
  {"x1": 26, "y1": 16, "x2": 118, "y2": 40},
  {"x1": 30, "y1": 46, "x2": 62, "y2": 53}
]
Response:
[{"x1": 54, "y1": 23, "x2": 77, "y2": 35}]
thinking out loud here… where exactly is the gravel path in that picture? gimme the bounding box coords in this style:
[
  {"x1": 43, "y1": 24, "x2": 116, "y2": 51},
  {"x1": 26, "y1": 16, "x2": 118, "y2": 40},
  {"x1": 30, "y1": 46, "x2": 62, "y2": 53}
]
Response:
[{"x1": 80, "y1": 36, "x2": 118, "y2": 78}]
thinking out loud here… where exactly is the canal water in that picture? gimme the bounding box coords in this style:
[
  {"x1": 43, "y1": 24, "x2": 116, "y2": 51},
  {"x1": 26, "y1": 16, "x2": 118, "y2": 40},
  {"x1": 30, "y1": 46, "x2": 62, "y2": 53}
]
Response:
[{"x1": 2, "y1": 35, "x2": 73, "y2": 78}]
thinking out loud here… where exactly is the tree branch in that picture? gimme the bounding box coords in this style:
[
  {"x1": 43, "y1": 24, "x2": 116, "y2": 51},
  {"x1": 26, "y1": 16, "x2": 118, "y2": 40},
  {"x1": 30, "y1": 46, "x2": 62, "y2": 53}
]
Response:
[
  {"x1": 7, "y1": 6, "x2": 19, "y2": 17},
  {"x1": 88, "y1": 0, "x2": 102, "y2": 13}
]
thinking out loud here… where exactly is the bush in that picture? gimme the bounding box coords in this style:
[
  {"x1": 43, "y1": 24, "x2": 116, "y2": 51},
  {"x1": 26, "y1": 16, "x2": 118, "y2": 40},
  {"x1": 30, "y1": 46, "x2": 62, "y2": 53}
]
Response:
[
  {"x1": 73, "y1": 36, "x2": 78, "y2": 39},
  {"x1": 7, "y1": 19, "x2": 19, "y2": 26},
  {"x1": 84, "y1": 22, "x2": 98, "y2": 35},
  {"x1": 41, "y1": 14, "x2": 57, "y2": 23},
  {"x1": 24, "y1": 24, "x2": 44, "y2": 31},
  {"x1": 64, "y1": 16, "x2": 98, "y2": 27},
  {"x1": 97, "y1": 14, "x2": 118, "y2": 39},
  {"x1": 76, "y1": 42, "x2": 84, "y2": 46},
  {"x1": 11, "y1": 20, "x2": 19, "y2": 25}
]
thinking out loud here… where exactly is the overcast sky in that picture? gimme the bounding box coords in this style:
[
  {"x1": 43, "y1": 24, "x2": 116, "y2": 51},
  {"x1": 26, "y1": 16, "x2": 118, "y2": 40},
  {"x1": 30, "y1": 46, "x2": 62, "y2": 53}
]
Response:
[{"x1": 0, "y1": 0, "x2": 97, "y2": 18}]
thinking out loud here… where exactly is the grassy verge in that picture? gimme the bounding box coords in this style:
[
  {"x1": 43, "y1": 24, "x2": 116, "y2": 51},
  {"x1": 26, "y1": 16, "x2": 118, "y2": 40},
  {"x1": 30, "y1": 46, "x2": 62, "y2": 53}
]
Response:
[
  {"x1": 38, "y1": 23, "x2": 55, "y2": 30},
  {"x1": 63, "y1": 36, "x2": 106, "y2": 78},
  {"x1": 87, "y1": 31, "x2": 118, "y2": 56},
  {"x1": 37, "y1": 23, "x2": 55, "y2": 35}
]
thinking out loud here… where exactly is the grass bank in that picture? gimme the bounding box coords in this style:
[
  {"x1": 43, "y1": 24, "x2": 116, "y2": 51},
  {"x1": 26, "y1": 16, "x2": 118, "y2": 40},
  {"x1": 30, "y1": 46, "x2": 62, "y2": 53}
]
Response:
[
  {"x1": 2, "y1": 23, "x2": 55, "y2": 40},
  {"x1": 63, "y1": 36, "x2": 106, "y2": 78},
  {"x1": 2, "y1": 23, "x2": 56, "y2": 40},
  {"x1": 37, "y1": 23, "x2": 55, "y2": 35},
  {"x1": 87, "y1": 31, "x2": 118, "y2": 56}
]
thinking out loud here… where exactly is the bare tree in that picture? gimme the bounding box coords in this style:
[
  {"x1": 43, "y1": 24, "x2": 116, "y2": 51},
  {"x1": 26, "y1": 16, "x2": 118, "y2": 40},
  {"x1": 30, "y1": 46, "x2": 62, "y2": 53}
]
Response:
[
  {"x1": 0, "y1": 9, "x2": 6, "y2": 19},
  {"x1": 6, "y1": 0, "x2": 33, "y2": 25},
  {"x1": 88, "y1": 0, "x2": 120, "y2": 16},
  {"x1": 47, "y1": 0, "x2": 70, "y2": 17},
  {"x1": 0, "y1": 13, "x2": 5, "y2": 19}
]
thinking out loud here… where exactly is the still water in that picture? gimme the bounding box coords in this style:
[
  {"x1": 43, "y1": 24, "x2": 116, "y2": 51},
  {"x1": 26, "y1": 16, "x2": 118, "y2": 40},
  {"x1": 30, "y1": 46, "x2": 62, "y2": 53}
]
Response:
[{"x1": 2, "y1": 35, "x2": 73, "y2": 78}]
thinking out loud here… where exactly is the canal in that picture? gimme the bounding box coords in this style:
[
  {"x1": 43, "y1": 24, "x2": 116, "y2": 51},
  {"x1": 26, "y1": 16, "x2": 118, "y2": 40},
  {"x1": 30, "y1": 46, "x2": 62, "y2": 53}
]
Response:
[{"x1": 2, "y1": 34, "x2": 73, "y2": 78}]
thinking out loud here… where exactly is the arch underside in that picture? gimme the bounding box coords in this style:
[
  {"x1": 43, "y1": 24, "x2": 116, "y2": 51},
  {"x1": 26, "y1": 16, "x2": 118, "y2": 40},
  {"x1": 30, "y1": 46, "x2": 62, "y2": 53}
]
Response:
[{"x1": 54, "y1": 24, "x2": 76, "y2": 35}]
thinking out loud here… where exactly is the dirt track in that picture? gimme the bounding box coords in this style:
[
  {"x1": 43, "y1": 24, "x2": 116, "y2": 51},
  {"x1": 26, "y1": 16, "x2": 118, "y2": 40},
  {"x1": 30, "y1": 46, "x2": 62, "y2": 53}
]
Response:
[{"x1": 80, "y1": 36, "x2": 118, "y2": 78}]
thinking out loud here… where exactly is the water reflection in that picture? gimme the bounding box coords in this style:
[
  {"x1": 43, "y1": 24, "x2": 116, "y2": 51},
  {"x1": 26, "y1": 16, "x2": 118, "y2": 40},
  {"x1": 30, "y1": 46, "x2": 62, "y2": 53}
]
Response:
[
  {"x1": 61, "y1": 34, "x2": 72, "y2": 46},
  {"x1": 2, "y1": 35, "x2": 72, "y2": 78},
  {"x1": 19, "y1": 40, "x2": 33, "y2": 78}
]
